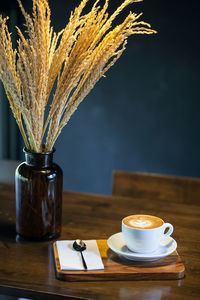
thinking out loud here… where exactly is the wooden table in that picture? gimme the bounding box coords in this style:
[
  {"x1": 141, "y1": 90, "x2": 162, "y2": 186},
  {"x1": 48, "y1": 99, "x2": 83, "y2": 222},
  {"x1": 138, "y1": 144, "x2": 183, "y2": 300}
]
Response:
[{"x1": 0, "y1": 183, "x2": 200, "y2": 299}]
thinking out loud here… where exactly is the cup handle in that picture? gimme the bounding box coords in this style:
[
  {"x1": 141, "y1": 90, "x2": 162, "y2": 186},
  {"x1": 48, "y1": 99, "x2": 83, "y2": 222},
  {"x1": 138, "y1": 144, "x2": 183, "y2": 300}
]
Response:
[{"x1": 162, "y1": 223, "x2": 173, "y2": 240}]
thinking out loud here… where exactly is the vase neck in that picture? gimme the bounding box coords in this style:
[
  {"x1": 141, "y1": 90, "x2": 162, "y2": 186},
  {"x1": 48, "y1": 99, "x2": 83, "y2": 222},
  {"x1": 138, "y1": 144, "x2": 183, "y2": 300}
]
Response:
[{"x1": 24, "y1": 148, "x2": 54, "y2": 168}]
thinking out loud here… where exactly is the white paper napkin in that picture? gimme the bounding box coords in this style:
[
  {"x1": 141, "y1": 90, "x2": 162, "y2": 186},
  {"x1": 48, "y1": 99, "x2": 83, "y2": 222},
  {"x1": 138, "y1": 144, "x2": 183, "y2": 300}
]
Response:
[{"x1": 56, "y1": 240, "x2": 104, "y2": 271}]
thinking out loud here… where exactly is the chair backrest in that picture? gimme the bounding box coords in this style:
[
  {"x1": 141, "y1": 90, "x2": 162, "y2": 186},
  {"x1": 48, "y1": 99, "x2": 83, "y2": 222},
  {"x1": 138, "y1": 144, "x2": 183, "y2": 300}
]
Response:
[{"x1": 112, "y1": 170, "x2": 200, "y2": 205}]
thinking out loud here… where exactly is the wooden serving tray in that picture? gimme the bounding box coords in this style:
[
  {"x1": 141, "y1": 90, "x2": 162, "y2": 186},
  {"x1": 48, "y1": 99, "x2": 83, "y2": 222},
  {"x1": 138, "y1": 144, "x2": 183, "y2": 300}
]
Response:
[{"x1": 53, "y1": 240, "x2": 185, "y2": 281}]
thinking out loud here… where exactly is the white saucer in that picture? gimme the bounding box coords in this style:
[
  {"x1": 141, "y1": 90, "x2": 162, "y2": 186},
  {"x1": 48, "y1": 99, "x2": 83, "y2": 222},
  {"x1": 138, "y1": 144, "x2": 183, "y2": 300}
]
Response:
[{"x1": 107, "y1": 232, "x2": 177, "y2": 261}]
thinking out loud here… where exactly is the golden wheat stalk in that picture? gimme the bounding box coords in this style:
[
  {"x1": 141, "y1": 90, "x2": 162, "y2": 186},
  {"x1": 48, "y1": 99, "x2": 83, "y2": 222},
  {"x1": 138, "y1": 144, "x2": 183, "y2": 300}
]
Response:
[{"x1": 0, "y1": 0, "x2": 156, "y2": 153}]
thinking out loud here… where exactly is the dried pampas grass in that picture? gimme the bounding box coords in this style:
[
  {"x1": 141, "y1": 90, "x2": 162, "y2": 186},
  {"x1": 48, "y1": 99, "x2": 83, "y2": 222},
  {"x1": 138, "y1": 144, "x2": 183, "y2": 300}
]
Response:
[{"x1": 0, "y1": 0, "x2": 156, "y2": 153}]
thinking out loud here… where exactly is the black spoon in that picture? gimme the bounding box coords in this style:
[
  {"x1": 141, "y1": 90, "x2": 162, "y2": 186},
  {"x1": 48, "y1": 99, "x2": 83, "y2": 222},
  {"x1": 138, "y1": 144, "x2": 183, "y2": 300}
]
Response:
[{"x1": 73, "y1": 239, "x2": 87, "y2": 270}]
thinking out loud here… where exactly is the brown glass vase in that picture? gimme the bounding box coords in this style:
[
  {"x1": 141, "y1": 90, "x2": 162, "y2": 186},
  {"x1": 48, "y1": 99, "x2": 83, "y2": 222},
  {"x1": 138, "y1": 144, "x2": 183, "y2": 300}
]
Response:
[{"x1": 15, "y1": 148, "x2": 63, "y2": 241}]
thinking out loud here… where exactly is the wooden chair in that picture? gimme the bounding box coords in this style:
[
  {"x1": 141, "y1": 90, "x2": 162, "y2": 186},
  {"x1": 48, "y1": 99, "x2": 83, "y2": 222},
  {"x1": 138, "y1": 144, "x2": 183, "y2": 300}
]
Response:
[{"x1": 112, "y1": 170, "x2": 200, "y2": 205}]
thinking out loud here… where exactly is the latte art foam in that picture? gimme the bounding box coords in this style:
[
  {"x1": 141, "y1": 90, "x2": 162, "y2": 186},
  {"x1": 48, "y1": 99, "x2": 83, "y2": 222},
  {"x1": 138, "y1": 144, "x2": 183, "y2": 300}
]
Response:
[
  {"x1": 129, "y1": 219, "x2": 152, "y2": 228},
  {"x1": 123, "y1": 215, "x2": 164, "y2": 229}
]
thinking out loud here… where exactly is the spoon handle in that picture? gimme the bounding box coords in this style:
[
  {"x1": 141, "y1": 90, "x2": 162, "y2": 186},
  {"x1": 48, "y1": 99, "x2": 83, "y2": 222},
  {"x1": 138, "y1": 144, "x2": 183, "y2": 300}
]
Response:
[{"x1": 81, "y1": 251, "x2": 87, "y2": 270}]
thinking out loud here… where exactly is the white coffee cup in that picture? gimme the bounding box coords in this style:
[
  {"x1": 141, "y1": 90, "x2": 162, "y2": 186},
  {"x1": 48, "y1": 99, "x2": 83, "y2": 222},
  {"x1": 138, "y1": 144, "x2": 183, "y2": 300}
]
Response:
[{"x1": 122, "y1": 214, "x2": 173, "y2": 253}]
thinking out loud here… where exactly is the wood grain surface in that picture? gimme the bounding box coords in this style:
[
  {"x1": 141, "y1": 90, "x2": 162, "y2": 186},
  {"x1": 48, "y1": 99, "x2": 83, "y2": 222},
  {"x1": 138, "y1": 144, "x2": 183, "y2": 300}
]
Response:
[
  {"x1": 53, "y1": 240, "x2": 184, "y2": 281},
  {"x1": 112, "y1": 170, "x2": 200, "y2": 205},
  {"x1": 0, "y1": 182, "x2": 200, "y2": 299}
]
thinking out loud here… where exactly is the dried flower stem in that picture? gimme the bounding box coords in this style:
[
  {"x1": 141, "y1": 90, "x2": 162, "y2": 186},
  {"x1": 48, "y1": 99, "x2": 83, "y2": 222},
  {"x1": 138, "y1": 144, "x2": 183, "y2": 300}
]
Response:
[{"x1": 0, "y1": 0, "x2": 156, "y2": 153}]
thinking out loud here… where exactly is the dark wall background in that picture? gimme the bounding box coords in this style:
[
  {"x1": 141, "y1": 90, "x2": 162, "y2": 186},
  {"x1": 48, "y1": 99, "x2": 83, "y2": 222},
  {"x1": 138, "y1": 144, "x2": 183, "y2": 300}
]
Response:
[{"x1": 1, "y1": 0, "x2": 200, "y2": 194}]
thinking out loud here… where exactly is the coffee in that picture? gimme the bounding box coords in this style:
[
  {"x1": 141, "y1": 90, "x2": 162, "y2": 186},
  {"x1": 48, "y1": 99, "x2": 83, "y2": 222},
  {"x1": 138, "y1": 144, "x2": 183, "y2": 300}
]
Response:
[
  {"x1": 122, "y1": 214, "x2": 173, "y2": 253},
  {"x1": 123, "y1": 214, "x2": 164, "y2": 229}
]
